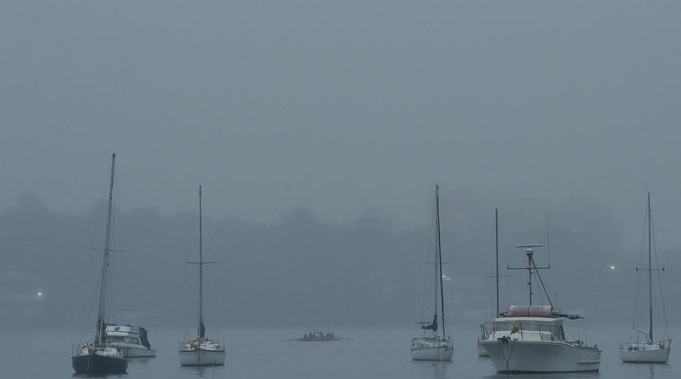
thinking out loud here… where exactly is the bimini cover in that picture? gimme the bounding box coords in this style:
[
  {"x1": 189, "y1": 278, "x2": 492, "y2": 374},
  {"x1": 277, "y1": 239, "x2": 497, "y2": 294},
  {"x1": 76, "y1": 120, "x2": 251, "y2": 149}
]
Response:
[{"x1": 505, "y1": 305, "x2": 553, "y2": 318}]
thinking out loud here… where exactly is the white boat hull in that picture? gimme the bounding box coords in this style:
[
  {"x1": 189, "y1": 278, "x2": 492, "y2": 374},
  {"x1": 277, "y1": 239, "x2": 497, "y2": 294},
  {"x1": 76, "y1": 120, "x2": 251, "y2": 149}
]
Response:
[
  {"x1": 411, "y1": 345, "x2": 453, "y2": 361},
  {"x1": 110, "y1": 343, "x2": 157, "y2": 358},
  {"x1": 178, "y1": 349, "x2": 226, "y2": 366},
  {"x1": 619, "y1": 343, "x2": 670, "y2": 363},
  {"x1": 477, "y1": 340, "x2": 490, "y2": 357},
  {"x1": 481, "y1": 340, "x2": 601, "y2": 372}
]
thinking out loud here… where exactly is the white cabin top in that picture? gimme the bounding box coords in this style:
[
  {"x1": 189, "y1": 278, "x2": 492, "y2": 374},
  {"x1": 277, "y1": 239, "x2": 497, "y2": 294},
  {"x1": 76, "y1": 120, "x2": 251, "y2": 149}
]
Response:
[
  {"x1": 494, "y1": 317, "x2": 563, "y2": 324},
  {"x1": 105, "y1": 325, "x2": 140, "y2": 337}
]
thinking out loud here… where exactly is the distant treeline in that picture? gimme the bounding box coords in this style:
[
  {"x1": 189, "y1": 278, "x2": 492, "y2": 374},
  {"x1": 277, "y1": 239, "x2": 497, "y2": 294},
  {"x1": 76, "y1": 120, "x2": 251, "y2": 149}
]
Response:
[{"x1": 1, "y1": 192, "x2": 679, "y2": 329}]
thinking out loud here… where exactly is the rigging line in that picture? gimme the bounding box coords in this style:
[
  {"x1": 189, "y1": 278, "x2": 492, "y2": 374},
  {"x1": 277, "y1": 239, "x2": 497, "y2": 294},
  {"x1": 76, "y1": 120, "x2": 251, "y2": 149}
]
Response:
[
  {"x1": 418, "y1": 233, "x2": 430, "y2": 322},
  {"x1": 531, "y1": 258, "x2": 553, "y2": 309},
  {"x1": 108, "y1": 191, "x2": 117, "y2": 324},
  {"x1": 632, "y1": 200, "x2": 649, "y2": 332},
  {"x1": 634, "y1": 261, "x2": 641, "y2": 331},
  {"x1": 79, "y1": 247, "x2": 99, "y2": 345},
  {"x1": 183, "y1": 246, "x2": 189, "y2": 342},
  {"x1": 656, "y1": 265, "x2": 669, "y2": 339},
  {"x1": 650, "y1": 214, "x2": 670, "y2": 339},
  {"x1": 419, "y1": 201, "x2": 438, "y2": 324},
  {"x1": 206, "y1": 213, "x2": 221, "y2": 341},
  {"x1": 89, "y1": 168, "x2": 109, "y2": 252}
]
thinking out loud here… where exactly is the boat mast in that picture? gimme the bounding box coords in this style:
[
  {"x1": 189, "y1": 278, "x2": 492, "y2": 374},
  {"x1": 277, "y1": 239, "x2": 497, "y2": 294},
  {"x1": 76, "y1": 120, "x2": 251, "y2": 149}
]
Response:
[
  {"x1": 648, "y1": 192, "x2": 653, "y2": 344},
  {"x1": 435, "y1": 184, "x2": 446, "y2": 337},
  {"x1": 495, "y1": 209, "x2": 499, "y2": 316},
  {"x1": 199, "y1": 185, "x2": 205, "y2": 340},
  {"x1": 95, "y1": 153, "x2": 116, "y2": 346},
  {"x1": 185, "y1": 185, "x2": 215, "y2": 341}
]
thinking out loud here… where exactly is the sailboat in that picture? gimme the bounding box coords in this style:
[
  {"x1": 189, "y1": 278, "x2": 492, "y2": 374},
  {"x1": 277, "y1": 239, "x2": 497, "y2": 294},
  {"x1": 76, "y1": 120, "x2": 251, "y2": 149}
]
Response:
[
  {"x1": 410, "y1": 184, "x2": 454, "y2": 361},
  {"x1": 178, "y1": 185, "x2": 226, "y2": 366},
  {"x1": 71, "y1": 153, "x2": 128, "y2": 374},
  {"x1": 619, "y1": 192, "x2": 671, "y2": 363}
]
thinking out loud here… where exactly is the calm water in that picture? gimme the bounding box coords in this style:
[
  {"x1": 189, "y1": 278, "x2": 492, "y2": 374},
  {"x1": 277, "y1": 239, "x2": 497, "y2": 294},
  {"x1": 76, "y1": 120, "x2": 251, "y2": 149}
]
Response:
[{"x1": 1, "y1": 323, "x2": 677, "y2": 379}]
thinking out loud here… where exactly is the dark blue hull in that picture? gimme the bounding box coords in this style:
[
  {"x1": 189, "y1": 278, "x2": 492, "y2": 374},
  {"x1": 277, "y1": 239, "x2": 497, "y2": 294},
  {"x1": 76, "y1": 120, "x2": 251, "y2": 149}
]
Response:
[{"x1": 72, "y1": 353, "x2": 128, "y2": 374}]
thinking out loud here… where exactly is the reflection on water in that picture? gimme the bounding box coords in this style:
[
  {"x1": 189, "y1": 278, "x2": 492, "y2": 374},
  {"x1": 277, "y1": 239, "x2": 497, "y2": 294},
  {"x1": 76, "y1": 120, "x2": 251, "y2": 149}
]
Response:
[
  {"x1": 482, "y1": 371, "x2": 601, "y2": 379},
  {"x1": 179, "y1": 365, "x2": 224, "y2": 379},
  {"x1": 3, "y1": 326, "x2": 679, "y2": 379},
  {"x1": 129, "y1": 357, "x2": 153, "y2": 364},
  {"x1": 621, "y1": 360, "x2": 673, "y2": 379},
  {"x1": 411, "y1": 360, "x2": 449, "y2": 379},
  {"x1": 71, "y1": 374, "x2": 127, "y2": 379}
]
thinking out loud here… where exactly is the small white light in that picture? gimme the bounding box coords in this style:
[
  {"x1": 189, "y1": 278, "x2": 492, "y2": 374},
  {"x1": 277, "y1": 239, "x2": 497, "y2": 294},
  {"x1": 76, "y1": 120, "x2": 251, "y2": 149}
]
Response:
[
  {"x1": 37, "y1": 291, "x2": 43, "y2": 297},
  {"x1": 610, "y1": 265, "x2": 616, "y2": 270}
]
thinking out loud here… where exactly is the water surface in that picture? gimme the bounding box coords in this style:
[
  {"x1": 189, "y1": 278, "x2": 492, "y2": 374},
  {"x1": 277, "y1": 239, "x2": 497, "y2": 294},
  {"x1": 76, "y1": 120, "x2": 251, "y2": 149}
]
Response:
[{"x1": 1, "y1": 323, "x2": 676, "y2": 379}]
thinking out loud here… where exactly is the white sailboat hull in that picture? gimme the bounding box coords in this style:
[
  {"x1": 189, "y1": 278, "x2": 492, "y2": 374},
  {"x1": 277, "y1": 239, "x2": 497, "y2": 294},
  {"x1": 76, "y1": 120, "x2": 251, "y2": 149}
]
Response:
[
  {"x1": 178, "y1": 349, "x2": 226, "y2": 366},
  {"x1": 411, "y1": 338, "x2": 453, "y2": 361},
  {"x1": 411, "y1": 345, "x2": 453, "y2": 361},
  {"x1": 179, "y1": 339, "x2": 225, "y2": 366},
  {"x1": 619, "y1": 342, "x2": 670, "y2": 363},
  {"x1": 481, "y1": 340, "x2": 601, "y2": 372}
]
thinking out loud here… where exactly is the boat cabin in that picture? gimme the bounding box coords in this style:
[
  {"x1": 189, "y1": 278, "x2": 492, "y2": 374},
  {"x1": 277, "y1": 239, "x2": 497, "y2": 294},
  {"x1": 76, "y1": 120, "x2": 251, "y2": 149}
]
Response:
[
  {"x1": 105, "y1": 325, "x2": 151, "y2": 348},
  {"x1": 490, "y1": 317, "x2": 565, "y2": 342},
  {"x1": 485, "y1": 305, "x2": 581, "y2": 343}
]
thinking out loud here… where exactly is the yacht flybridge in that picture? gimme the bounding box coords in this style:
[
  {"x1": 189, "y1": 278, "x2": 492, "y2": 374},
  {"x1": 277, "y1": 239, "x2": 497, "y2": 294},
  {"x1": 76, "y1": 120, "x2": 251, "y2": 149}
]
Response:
[
  {"x1": 480, "y1": 245, "x2": 601, "y2": 373},
  {"x1": 619, "y1": 192, "x2": 671, "y2": 363}
]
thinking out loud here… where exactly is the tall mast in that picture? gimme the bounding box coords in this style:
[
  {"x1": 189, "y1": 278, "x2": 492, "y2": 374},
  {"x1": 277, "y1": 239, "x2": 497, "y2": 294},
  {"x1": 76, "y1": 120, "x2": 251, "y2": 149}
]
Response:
[
  {"x1": 435, "y1": 184, "x2": 446, "y2": 337},
  {"x1": 648, "y1": 192, "x2": 653, "y2": 344},
  {"x1": 199, "y1": 185, "x2": 205, "y2": 340},
  {"x1": 495, "y1": 209, "x2": 499, "y2": 316},
  {"x1": 185, "y1": 185, "x2": 213, "y2": 340},
  {"x1": 95, "y1": 153, "x2": 116, "y2": 346}
]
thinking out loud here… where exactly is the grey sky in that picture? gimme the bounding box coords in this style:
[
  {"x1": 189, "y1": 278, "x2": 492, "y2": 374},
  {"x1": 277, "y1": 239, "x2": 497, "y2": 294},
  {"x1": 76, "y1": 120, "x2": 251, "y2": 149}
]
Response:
[{"x1": 1, "y1": 1, "x2": 680, "y2": 245}]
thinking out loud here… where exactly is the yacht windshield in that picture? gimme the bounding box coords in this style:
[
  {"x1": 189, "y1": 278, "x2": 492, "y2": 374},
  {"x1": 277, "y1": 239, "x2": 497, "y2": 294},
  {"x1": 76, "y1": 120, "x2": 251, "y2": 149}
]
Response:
[{"x1": 106, "y1": 336, "x2": 140, "y2": 344}]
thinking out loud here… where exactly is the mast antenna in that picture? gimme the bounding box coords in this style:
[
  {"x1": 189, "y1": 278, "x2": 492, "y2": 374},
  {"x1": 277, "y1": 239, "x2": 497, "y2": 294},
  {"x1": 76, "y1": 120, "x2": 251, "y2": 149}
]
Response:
[{"x1": 508, "y1": 244, "x2": 551, "y2": 307}]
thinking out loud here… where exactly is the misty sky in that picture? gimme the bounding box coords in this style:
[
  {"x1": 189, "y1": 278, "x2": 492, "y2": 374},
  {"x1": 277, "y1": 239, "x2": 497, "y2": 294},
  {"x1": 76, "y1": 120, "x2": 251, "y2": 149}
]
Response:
[{"x1": 1, "y1": 1, "x2": 680, "y2": 246}]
